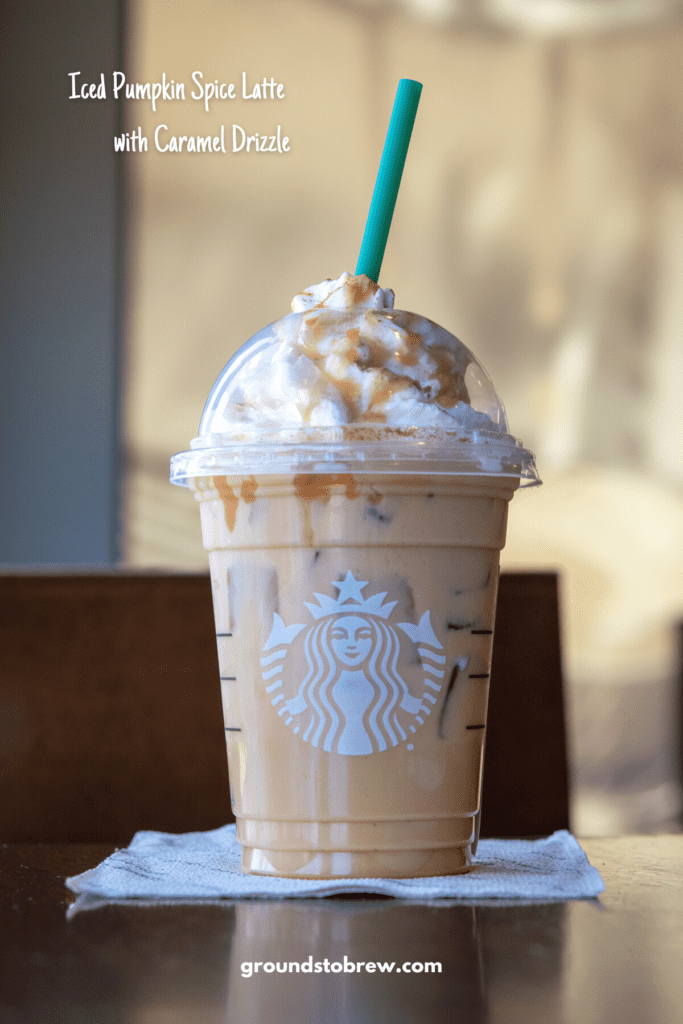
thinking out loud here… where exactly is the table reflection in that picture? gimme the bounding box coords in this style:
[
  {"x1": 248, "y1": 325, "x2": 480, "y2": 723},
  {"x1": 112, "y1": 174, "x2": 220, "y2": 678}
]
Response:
[
  {"x1": 4, "y1": 839, "x2": 683, "y2": 1023},
  {"x1": 62, "y1": 896, "x2": 569, "y2": 1023},
  {"x1": 224, "y1": 899, "x2": 486, "y2": 1023}
]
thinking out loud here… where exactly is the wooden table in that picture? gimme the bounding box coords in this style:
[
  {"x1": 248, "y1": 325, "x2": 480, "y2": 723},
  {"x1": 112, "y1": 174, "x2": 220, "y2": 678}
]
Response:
[{"x1": 1, "y1": 837, "x2": 682, "y2": 1023}]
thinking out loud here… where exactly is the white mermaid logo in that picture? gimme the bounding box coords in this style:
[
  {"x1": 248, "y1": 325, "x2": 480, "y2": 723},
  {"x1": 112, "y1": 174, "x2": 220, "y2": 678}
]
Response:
[{"x1": 260, "y1": 572, "x2": 446, "y2": 755}]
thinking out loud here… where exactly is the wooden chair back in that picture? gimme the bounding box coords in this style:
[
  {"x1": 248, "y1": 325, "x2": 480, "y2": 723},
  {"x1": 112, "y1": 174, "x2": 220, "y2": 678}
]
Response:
[{"x1": 0, "y1": 571, "x2": 569, "y2": 842}]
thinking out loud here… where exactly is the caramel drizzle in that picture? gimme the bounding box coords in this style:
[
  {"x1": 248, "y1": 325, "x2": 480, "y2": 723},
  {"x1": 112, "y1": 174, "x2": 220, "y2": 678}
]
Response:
[
  {"x1": 292, "y1": 473, "x2": 361, "y2": 547},
  {"x1": 214, "y1": 476, "x2": 258, "y2": 532},
  {"x1": 296, "y1": 309, "x2": 470, "y2": 421},
  {"x1": 304, "y1": 274, "x2": 377, "y2": 310},
  {"x1": 293, "y1": 473, "x2": 360, "y2": 503}
]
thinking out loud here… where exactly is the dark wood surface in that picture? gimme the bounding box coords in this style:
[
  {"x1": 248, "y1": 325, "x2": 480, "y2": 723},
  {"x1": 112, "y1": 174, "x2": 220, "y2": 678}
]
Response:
[
  {"x1": 0, "y1": 573, "x2": 231, "y2": 842},
  {"x1": 483, "y1": 571, "x2": 569, "y2": 837},
  {"x1": 0, "y1": 571, "x2": 568, "y2": 843},
  {"x1": 1, "y1": 837, "x2": 681, "y2": 1024}
]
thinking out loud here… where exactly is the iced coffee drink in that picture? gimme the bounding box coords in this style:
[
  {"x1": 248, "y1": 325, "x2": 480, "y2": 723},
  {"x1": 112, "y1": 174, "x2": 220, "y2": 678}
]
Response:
[{"x1": 171, "y1": 273, "x2": 539, "y2": 878}]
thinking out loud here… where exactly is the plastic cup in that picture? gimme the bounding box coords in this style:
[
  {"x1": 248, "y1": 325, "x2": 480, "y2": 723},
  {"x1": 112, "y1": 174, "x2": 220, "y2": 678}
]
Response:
[{"x1": 171, "y1": 308, "x2": 539, "y2": 877}]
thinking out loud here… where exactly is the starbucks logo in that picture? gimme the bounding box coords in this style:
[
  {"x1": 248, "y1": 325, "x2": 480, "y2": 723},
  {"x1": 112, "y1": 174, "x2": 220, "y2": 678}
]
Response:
[{"x1": 260, "y1": 572, "x2": 446, "y2": 756}]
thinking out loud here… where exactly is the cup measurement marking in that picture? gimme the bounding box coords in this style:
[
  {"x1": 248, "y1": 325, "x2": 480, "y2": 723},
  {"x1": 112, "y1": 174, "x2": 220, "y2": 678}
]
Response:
[
  {"x1": 218, "y1": 632, "x2": 237, "y2": 705},
  {"x1": 435, "y1": 627, "x2": 493, "y2": 736},
  {"x1": 217, "y1": 623, "x2": 239, "y2": 727},
  {"x1": 462, "y1": 633, "x2": 492, "y2": 731}
]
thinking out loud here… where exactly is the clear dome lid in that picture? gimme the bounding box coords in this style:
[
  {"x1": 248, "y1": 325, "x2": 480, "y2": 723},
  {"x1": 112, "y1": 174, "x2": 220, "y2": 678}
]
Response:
[{"x1": 170, "y1": 309, "x2": 540, "y2": 486}]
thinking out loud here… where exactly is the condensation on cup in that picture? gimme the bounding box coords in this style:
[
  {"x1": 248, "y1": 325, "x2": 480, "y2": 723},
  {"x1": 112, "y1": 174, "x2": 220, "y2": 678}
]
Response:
[{"x1": 171, "y1": 273, "x2": 540, "y2": 878}]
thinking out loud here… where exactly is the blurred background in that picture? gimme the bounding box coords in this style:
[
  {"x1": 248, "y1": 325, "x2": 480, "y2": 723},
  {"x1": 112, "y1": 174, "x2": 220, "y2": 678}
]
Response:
[{"x1": 3, "y1": 0, "x2": 683, "y2": 836}]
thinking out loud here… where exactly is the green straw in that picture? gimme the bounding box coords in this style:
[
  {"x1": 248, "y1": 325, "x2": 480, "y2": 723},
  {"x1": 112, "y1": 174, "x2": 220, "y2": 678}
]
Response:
[{"x1": 355, "y1": 79, "x2": 423, "y2": 283}]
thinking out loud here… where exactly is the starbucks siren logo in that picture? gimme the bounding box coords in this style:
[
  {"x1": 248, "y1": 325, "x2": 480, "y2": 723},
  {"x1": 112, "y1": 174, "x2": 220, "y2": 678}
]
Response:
[{"x1": 260, "y1": 571, "x2": 446, "y2": 755}]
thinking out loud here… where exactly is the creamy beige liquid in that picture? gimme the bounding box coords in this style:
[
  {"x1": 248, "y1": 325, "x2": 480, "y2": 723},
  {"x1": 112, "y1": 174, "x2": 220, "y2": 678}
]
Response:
[{"x1": 192, "y1": 472, "x2": 517, "y2": 878}]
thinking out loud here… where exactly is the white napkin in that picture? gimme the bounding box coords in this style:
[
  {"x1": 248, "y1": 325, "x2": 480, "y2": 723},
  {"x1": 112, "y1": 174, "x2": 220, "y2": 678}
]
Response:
[{"x1": 65, "y1": 825, "x2": 604, "y2": 901}]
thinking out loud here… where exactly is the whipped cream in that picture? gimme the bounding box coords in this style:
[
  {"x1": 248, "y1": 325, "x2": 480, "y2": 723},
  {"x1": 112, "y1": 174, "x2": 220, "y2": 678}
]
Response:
[
  {"x1": 291, "y1": 273, "x2": 395, "y2": 313},
  {"x1": 230, "y1": 273, "x2": 500, "y2": 432}
]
